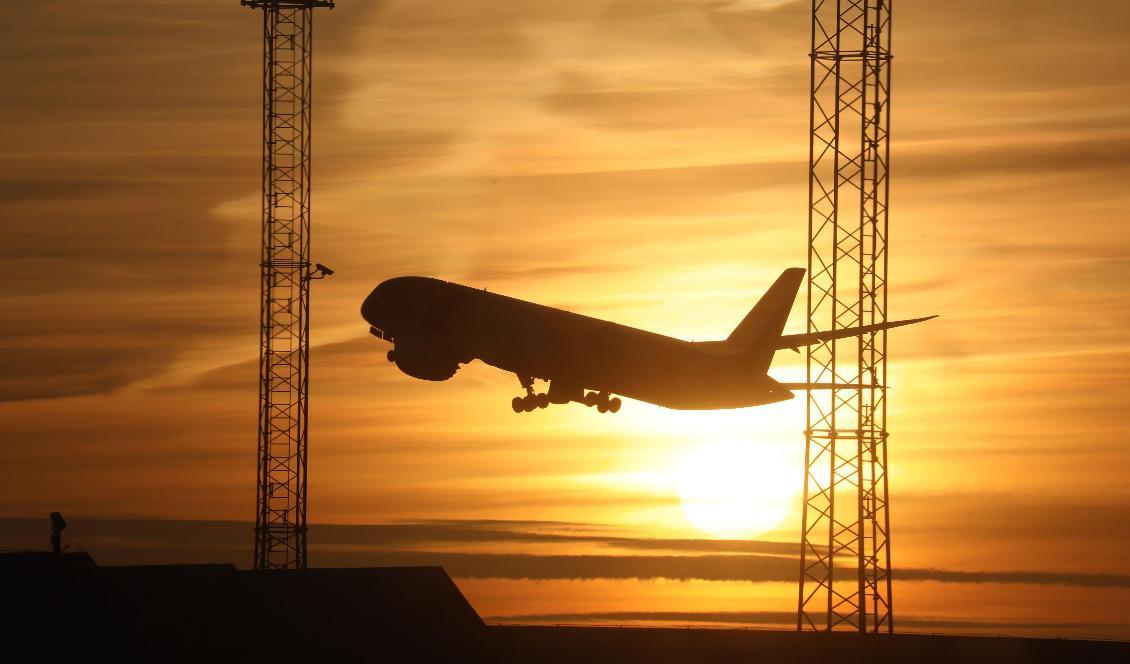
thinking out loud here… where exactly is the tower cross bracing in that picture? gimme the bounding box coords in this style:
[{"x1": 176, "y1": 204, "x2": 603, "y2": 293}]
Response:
[
  {"x1": 244, "y1": 0, "x2": 333, "y2": 571},
  {"x1": 797, "y1": 0, "x2": 894, "y2": 633}
]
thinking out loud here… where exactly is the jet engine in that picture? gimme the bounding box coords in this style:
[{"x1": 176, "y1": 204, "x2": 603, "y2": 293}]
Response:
[{"x1": 387, "y1": 337, "x2": 462, "y2": 381}]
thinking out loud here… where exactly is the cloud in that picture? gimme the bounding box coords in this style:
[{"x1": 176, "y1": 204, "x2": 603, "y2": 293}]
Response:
[
  {"x1": 0, "y1": 178, "x2": 143, "y2": 205},
  {"x1": 314, "y1": 519, "x2": 808, "y2": 556},
  {"x1": 898, "y1": 135, "x2": 1130, "y2": 181},
  {"x1": 482, "y1": 609, "x2": 1127, "y2": 633},
  {"x1": 0, "y1": 0, "x2": 394, "y2": 403},
  {"x1": 0, "y1": 3, "x2": 260, "y2": 400},
  {"x1": 463, "y1": 263, "x2": 622, "y2": 283},
  {"x1": 0, "y1": 346, "x2": 170, "y2": 402},
  {"x1": 4, "y1": 517, "x2": 1128, "y2": 589},
  {"x1": 896, "y1": 568, "x2": 1130, "y2": 589},
  {"x1": 310, "y1": 550, "x2": 1130, "y2": 589}
]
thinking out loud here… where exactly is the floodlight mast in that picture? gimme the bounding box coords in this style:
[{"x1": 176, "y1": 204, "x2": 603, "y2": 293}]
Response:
[
  {"x1": 243, "y1": 0, "x2": 334, "y2": 570},
  {"x1": 798, "y1": 0, "x2": 895, "y2": 633}
]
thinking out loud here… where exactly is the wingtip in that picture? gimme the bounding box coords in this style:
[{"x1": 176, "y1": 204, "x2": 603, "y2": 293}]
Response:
[{"x1": 902, "y1": 314, "x2": 938, "y2": 325}]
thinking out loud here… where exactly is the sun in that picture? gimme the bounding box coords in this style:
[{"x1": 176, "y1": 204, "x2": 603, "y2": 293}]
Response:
[{"x1": 677, "y1": 439, "x2": 800, "y2": 539}]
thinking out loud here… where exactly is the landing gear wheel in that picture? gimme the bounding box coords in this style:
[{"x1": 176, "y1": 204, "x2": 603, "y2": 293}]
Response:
[
  {"x1": 608, "y1": 397, "x2": 622, "y2": 413},
  {"x1": 583, "y1": 391, "x2": 598, "y2": 407},
  {"x1": 596, "y1": 401, "x2": 608, "y2": 413},
  {"x1": 387, "y1": 350, "x2": 396, "y2": 363},
  {"x1": 511, "y1": 374, "x2": 543, "y2": 413}
]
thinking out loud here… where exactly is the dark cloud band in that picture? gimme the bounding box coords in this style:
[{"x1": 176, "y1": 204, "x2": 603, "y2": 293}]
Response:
[{"x1": 3, "y1": 517, "x2": 1126, "y2": 590}]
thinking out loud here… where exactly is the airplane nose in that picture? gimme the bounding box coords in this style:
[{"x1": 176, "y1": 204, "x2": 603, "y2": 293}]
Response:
[{"x1": 360, "y1": 285, "x2": 384, "y2": 325}]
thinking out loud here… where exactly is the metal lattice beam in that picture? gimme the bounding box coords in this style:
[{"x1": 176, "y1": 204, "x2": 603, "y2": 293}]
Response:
[
  {"x1": 245, "y1": 0, "x2": 333, "y2": 571},
  {"x1": 798, "y1": 0, "x2": 893, "y2": 632}
]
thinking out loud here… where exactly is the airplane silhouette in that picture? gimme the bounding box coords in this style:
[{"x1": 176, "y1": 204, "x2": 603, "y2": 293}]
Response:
[{"x1": 360, "y1": 268, "x2": 934, "y2": 414}]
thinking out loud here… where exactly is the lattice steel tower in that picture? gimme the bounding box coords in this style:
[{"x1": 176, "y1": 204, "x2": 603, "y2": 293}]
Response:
[
  {"x1": 797, "y1": 0, "x2": 894, "y2": 632},
  {"x1": 244, "y1": 0, "x2": 334, "y2": 570}
]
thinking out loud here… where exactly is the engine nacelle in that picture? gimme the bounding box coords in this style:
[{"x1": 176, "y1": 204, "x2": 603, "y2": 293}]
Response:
[{"x1": 389, "y1": 337, "x2": 462, "y2": 381}]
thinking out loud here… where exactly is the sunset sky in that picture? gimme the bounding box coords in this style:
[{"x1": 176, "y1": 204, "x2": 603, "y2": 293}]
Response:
[{"x1": 2, "y1": 0, "x2": 1129, "y2": 639}]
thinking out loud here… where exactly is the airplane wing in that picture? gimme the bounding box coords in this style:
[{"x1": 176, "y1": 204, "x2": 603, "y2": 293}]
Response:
[{"x1": 775, "y1": 315, "x2": 936, "y2": 351}]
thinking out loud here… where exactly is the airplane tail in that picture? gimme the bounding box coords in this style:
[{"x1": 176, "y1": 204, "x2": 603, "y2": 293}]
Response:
[
  {"x1": 724, "y1": 267, "x2": 934, "y2": 362},
  {"x1": 727, "y1": 268, "x2": 805, "y2": 352}
]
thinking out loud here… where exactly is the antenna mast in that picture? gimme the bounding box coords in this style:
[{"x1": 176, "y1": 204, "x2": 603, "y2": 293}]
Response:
[
  {"x1": 243, "y1": 0, "x2": 334, "y2": 570},
  {"x1": 798, "y1": 0, "x2": 894, "y2": 632}
]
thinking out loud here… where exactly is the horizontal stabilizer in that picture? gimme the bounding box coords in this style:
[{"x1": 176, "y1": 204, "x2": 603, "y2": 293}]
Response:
[
  {"x1": 776, "y1": 315, "x2": 936, "y2": 350},
  {"x1": 775, "y1": 382, "x2": 881, "y2": 390}
]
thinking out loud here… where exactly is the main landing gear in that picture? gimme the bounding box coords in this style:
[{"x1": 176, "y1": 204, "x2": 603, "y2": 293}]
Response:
[
  {"x1": 512, "y1": 392, "x2": 550, "y2": 413},
  {"x1": 583, "y1": 390, "x2": 621, "y2": 414},
  {"x1": 510, "y1": 374, "x2": 621, "y2": 414},
  {"x1": 511, "y1": 374, "x2": 549, "y2": 413}
]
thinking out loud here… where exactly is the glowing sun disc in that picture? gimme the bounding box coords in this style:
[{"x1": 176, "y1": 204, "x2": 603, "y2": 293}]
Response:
[{"x1": 677, "y1": 439, "x2": 799, "y2": 539}]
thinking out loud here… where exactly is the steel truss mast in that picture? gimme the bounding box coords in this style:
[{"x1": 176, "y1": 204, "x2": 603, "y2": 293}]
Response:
[
  {"x1": 798, "y1": 0, "x2": 895, "y2": 633},
  {"x1": 244, "y1": 0, "x2": 333, "y2": 570}
]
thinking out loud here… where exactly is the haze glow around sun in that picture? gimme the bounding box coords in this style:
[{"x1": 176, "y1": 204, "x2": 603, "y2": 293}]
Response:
[{"x1": 677, "y1": 439, "x2": 800, "y2": 539}]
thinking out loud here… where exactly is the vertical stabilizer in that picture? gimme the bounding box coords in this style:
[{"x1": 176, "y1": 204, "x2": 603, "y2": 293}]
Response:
[{"x1": 727, "y1": 268, "x2": 805, "y2": 351}]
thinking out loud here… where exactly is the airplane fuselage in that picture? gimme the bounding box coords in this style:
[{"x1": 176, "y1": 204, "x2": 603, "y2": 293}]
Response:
[{"x1": 361, "y1": 277, "x2": 789, "y2": 410}]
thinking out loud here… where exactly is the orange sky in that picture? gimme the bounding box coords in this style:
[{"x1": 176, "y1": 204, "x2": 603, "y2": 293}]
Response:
[{"x1": 2, "y1": 0, "x2": 1129, "y2": 639}]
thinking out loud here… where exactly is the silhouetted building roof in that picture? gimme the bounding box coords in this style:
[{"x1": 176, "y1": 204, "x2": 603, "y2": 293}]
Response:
[{"x1": 4, "y1": 551, "x2": 1127, "y2": 663}]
